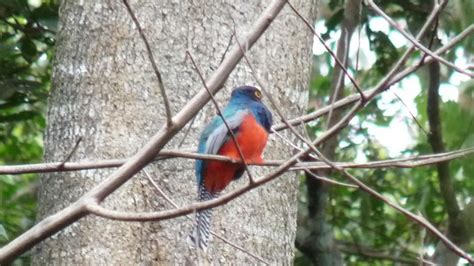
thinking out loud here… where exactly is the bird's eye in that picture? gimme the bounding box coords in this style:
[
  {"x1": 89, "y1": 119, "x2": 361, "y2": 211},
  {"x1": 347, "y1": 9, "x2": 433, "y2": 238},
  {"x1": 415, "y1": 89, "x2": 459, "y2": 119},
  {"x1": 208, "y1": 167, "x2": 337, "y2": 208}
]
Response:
[{"x1": 254, "y1": 90, "x2": 262, "y2": 99}]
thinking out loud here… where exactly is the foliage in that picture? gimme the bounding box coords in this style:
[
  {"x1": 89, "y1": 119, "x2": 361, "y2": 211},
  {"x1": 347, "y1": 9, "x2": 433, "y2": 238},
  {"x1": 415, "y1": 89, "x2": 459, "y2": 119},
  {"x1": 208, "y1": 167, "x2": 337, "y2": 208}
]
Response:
[
  {"x1": 0, "y1": 0, "x2": 58, "y2": 262},
  {"x1": 297, "y1": 0, "x2": 474, "y2": 264}
]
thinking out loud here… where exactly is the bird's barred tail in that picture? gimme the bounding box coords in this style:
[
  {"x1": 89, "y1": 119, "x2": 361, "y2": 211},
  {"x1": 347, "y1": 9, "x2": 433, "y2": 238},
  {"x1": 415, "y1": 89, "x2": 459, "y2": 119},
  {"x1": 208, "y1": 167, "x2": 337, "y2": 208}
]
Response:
[{"x1": 188, "y1": 187, "x2": 217, "y2": 250}]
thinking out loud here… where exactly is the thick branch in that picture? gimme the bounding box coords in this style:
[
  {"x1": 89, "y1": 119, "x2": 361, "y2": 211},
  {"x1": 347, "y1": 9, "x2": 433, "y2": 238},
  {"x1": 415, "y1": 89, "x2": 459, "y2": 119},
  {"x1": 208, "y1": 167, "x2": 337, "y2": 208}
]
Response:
[{"x1": 428, "y1": 62, "x2": 470, "y2": 265}]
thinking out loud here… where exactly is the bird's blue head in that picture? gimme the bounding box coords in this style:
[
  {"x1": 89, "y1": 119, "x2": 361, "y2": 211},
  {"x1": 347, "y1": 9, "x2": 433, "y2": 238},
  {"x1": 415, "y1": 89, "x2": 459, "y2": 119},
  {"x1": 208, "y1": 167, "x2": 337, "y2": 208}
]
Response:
[
  {"x1": 230, "y1": 85, "x2": 263, "y2": 103},
  {"x1": 229, "y1": 85, "x2": 272, "y2": 132}
]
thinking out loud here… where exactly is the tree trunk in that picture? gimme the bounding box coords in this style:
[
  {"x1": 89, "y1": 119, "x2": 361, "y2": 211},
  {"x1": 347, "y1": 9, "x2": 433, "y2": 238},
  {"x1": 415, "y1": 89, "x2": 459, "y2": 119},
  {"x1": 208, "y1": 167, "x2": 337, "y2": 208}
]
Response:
[
  {"x1": 296, "y1": 1, "x2": 359, "y2": 265},
  {"x1": 33, "y1": 0, "x2": 317, "y2": 264}
]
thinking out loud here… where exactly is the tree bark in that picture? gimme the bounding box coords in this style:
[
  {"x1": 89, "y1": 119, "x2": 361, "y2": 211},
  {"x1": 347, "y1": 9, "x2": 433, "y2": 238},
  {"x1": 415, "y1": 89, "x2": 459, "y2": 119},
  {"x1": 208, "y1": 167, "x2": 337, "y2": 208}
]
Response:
[{"x1": 33, "y1": 0, "x2": 317, "y2": 264}]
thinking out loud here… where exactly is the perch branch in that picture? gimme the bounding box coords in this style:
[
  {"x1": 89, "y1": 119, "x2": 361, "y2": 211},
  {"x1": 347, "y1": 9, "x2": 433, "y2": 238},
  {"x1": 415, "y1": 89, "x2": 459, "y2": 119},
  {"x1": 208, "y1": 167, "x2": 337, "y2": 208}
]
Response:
[{"x1": 1, "y1": 147, "x2": 473, "y2": 175}]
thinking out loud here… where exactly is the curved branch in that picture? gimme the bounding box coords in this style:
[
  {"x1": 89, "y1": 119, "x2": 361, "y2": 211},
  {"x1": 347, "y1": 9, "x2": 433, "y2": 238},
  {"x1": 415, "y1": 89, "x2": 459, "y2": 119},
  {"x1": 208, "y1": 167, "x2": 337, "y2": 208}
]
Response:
[
  {"x1": 142, "y1": 170, "x2": 269, "y2": 264},
  {"x1": 86, "y1": 148, "x2": 305, "y2": 222}
]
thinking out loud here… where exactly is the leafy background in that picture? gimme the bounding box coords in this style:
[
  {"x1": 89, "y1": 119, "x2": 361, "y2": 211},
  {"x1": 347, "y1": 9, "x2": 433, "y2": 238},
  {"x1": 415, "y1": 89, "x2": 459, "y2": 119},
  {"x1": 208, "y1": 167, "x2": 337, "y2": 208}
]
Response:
[
  {"x1": 0, "y1": 0, "x2": 57, "y2": 264},
  {"x1": 0, "y1": 0, "x2": 473, "y2": 264}
]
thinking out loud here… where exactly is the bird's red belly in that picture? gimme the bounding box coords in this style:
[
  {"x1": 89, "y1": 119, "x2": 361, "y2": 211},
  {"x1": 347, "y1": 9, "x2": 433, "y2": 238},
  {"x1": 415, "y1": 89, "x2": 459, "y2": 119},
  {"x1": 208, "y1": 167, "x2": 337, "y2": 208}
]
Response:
[{"x1": 203, "y1": 114, "x2": 269, "y2": 193}]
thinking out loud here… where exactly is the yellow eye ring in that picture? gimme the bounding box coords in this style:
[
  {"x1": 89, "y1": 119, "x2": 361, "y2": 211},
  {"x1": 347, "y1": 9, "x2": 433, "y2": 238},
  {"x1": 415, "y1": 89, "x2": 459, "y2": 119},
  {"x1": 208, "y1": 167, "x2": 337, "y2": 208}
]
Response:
[{"x1": 255, "y1": 90, "x2": 262, "y2": 99}]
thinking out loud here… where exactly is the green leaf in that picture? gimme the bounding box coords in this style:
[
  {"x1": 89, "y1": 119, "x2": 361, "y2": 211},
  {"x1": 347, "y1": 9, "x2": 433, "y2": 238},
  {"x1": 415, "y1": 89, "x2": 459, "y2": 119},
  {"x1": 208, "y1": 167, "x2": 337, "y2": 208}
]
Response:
[
  {"x1": 0, "y1": 175, "x2": 15, "y2": 185},
  {"x1": 0, "y1": 224, "x2": 8, "y2": 240},
  {"x1": 368, "y1": 31, "x2": 400, "y2": 74},
  {"x1": 0, "y1": 111, "x2": 39, "y2": 123},
  {"x1": 20, "y1": 37, "x2": 37, "y2": 62}
]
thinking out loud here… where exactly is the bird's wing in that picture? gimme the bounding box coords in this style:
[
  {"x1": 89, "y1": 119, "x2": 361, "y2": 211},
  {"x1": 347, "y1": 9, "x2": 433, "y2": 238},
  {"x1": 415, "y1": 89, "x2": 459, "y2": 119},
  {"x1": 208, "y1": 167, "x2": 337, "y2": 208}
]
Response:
[
  {"x1": 204, "y1": 109, "x2": 249, "y2": 155},
  {"x1": 196, "y1": 108, "x2": 249, "y2": 186}
]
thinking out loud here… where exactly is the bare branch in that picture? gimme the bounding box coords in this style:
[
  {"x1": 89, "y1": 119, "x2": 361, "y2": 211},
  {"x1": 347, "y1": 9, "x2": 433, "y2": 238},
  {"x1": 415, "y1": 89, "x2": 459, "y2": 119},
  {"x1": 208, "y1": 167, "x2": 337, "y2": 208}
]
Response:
[
  {"x1": 86, "y1": 146, "x2": 309, "y2": 222},
  {"x1": 287, "y1": 1, "x2": 365, "y2": 100},
  {"x1": 387, "y1": 24, "x2": 474, "y2": 88},
  {"x1": 366, "y1": 0, "x2": 447, "y2": 100},
  {"x1": 58, "y1": 136, "x2": 83, "y2": 168},
  {"x1": 300, "y1": 148, "x2": 474, "y2": 170},
  {"x1": 365, "y1": 0, "x2": 473, "y2": 78},
  {"x1": 1, "y1": 146, "x2": 473, "y2": 176},
  {"x1": 121, "y1": 0, "x2": 173, "y2": 127}
]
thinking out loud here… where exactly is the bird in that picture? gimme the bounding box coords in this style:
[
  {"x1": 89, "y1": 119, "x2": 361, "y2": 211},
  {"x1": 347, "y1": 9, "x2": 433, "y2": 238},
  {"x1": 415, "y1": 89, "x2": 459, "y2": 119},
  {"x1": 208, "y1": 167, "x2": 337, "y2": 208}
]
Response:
[{"x1": 189, "y1": 85, "x2": 273, "y2": 250}]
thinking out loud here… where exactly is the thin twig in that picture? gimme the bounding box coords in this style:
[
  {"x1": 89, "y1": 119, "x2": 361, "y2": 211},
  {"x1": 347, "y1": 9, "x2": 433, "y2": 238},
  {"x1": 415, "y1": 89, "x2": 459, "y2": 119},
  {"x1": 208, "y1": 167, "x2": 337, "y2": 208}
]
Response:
[
  {"x1": 367, "y1": 0, "x2": 448, "y2": 99},
  {"x1": 122, "y1": 0, "x2": 173, "y2": 127},
  {"x1": 287, "y1": 1, "x2": 366, "y2": 100},
  {"x1": 387, "y1": 24, "x2": 474, "y2": 88},
  {"x1": 59, "y1": 136, "x2": 83, "y2": 168},
  {"x1": 417, "y1": 16, "x2": 438, "y2": 67},
  {"x1": 177, "y1": 116, "x2": 197, "y2": 148},
  {"x1": 271, "y1": 129, "x2": 358, "y2": 188},
  {"x1": 365, "y1": 0, "x2": 473, "y2": 78},
  {"x1": 391, "y1": 90, "x2": 429, "y2": 136}
]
